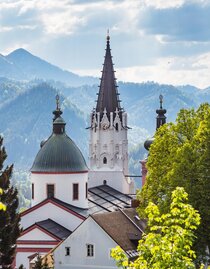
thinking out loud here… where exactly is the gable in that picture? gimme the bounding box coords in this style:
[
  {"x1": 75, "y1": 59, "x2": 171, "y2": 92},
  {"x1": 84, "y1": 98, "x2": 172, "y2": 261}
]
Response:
[
  {"x1": 21, "y1": 201, "x2": 84, "y2": 232},
  {"x1": 54, "y1": 217, "x2": 118, "y2": 267},
  {"x1": 18, "y1": 226, "x2": 58, "y2": 242}
]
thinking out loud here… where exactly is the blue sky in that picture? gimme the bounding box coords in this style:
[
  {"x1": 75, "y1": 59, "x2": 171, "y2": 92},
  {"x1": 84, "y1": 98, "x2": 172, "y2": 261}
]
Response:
[{"x1": 1, "y1": 0, "x2": 210, "y2": 88}]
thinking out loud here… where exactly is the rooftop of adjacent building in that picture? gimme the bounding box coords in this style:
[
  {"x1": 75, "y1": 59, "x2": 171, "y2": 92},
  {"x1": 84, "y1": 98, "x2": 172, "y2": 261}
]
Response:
[{"x1": 92, "y1": 207, "x2": 146, "y2": 256}]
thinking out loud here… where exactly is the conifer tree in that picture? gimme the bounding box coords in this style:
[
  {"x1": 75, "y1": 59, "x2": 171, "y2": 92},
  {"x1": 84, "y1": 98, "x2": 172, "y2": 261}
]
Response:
[
  {"x1": 33, "y1": 255, "x2": 50, "y2": 269},
  {"x1": 0, "y1": 136, "x2": 21, "y2": 269},
  {"x1": 33, "y1": 254, "x2": 43, "y2": 269}
]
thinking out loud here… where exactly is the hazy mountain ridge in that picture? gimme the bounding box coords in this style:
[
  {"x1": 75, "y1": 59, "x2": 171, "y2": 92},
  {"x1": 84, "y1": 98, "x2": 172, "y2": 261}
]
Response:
[
  {"x1": 1, "y1": 48, "x2": 210, "y2": 176},
  {"x1": 0, "y1": 82, "x2": 87, "y2": 169},
  {"x1": 1, "y1": 48, "x2": 98, "y2": 86}
]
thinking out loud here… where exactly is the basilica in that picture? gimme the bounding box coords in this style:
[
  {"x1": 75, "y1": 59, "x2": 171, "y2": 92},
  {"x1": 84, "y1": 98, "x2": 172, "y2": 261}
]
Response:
[{"x1": 15, "y1": 34, "x2": 138, "y2": 268}]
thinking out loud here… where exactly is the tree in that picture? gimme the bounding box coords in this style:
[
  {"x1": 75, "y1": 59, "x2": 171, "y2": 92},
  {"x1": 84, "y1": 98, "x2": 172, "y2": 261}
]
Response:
[
  {"x1": 33, "y1": 254, "x2": 50, "y2": 269},
  {"x1": 34, "y1": 254, "x2": 43, "y2": 269},
  {"x1": 0, "y1": 188, "x2": 6, "y2": 211},
  {"x1": 111, "y1": 187, "x2": 200, "y2": 269},
  {"x1": 0, "y1": 136, "x2": 22, "y2": 269},
  {"x1": 138, "y1": 103, "x2": 210, "y2": 262}
]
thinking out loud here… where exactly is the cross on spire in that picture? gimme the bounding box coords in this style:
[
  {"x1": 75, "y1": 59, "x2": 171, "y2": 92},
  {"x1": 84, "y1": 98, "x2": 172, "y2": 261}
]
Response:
[{"x1": 53, "y1": 94, "x2": 63, "y2": 121}]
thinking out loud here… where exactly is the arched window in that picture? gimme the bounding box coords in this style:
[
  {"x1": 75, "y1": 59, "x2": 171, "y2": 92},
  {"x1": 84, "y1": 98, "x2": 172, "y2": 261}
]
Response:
[
  {"x1": 115, "y1": 123, "x2": 119, "y2": 131},
  {"x1": 103, "y1": 157, "x2": 107, "y2": 164}
]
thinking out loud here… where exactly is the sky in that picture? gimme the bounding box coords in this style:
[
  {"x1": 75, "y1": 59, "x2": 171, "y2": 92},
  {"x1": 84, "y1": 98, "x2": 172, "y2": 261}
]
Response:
[{"x1": 1, "y1": 0, "x2": 210, "y2": 88}]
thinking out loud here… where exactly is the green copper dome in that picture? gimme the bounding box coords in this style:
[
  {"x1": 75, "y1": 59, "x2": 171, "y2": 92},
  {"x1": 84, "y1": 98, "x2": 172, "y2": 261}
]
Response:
[{"x1": 31, "y1": 97, "x2": 88, "y2": 173}]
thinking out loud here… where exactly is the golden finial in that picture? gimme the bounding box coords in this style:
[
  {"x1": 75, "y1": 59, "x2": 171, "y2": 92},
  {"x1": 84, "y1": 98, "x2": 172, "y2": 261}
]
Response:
[
  {"x1": 56, "y1": 94, "x2": 60, "y2": 110},
  {"x1": 107, "y1": 29, "x2": 110, "y2": 41}
]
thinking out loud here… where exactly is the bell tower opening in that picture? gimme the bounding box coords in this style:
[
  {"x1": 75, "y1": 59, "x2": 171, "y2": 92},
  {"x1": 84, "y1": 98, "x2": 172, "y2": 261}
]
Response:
[{"x1": 103, "y1": 157, "x2": 107, "y2": 164}]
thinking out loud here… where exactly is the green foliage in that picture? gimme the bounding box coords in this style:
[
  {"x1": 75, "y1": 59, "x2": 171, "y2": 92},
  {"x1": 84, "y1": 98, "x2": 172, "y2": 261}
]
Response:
[
  {"x1": 34, "y1": 254, "x2": 43, "y2": 269},
  {"x1": 138, "y1": 103, "x2": 210, "y2": 262},
  {"x1": 34, "y1": 255, "x2": 50, "y2": 269},
  {"x1": 111, "y1": 187, "x2": 200, "y2": 269},
  {"x1": 0, "y1": 136, "x2": 22, "y2": 269},
  {"x1": 0, "y1": 188, "x2": 6, "y2": 211}
]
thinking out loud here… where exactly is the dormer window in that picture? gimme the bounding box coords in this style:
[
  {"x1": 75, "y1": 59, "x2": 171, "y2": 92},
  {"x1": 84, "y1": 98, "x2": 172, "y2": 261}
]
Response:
[{"x1": 103, "y1": 157, "x2": 107, "y2": 164}]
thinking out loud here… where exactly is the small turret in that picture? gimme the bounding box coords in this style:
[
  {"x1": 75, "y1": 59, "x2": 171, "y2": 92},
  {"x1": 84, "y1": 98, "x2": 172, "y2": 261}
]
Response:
[
  {"x1": 144, "y1": 95, "x2": 167, "y2": 151},
  {"x1": 156, "y1": 94, "x2": 167, "y2": 130},
  {"x1": 141, "y1": 95, "x2": 167, "y2": 188}
]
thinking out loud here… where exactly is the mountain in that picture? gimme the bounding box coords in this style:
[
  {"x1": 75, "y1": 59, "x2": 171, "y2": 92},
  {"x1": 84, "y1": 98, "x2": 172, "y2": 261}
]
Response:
[
  {"x1": 1, "y1": 48, "x2": 97, "y2": 86},
  {"x1": 0, "y1": 82, "x2": 88, "y2": 170},
  {"x1": 1, "y1": 48, "x2": 210, "y2": 176}
]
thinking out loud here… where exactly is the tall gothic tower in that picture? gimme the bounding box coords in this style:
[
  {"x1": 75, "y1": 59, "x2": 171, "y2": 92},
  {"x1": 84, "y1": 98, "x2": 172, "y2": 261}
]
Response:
[{"x1": 88, "y1": 33, "x2": 133, "y2": 194}]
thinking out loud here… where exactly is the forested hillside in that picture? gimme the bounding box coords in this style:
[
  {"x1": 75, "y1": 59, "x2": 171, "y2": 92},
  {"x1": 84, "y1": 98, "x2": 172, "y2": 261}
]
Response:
[{"x1": 1, "y1": 48, "x2": 210, "y2": 208}]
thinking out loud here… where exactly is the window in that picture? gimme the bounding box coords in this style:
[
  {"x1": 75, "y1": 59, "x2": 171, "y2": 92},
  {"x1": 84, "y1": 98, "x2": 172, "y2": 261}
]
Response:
[
  {"x1": 103, "y1": 157, "x2": 107, "y2": 164},
  {"x1": 87, "y1": 244, "x2": 94, "y2": 257},
  {"x1": 32, "y1": 183, "x2": 34, "y2": 199},
  {"x1": 86, "y1": 182, "x2": 88, "y2": 199},
  {"x1": 47, "y1": 184, "x2": 54, "y2": 198},
  {"x1": 73, "y1": 183, "x2": 79, "y2": 200},
  {"x1": 65, "y1": 247, "x2": 70, "y2": 256},
  {"x1": 115, "y1": 123, "x2": 119, "y2": 131}
]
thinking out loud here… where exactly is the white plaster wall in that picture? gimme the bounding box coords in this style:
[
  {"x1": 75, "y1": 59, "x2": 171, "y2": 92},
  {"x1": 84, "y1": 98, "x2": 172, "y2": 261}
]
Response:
[
  {"x1": 19, "y1": 228, "x2": 57, "y2": 241},
  {"x1": 16, "y1": 250, "x2": 49, "y2": 269},
  {"x1": 16, "y1": 252, "x2": 31, "y2": 269},
  {"x1": 21, "y1": 203, "x2": 83, "y2": 231},
  {"x1": 31, "y1": 172, "x2": 88, "y2": 208},
  {"x1": 88, "y1": 170, "x2": 132, "y2": 194},
  {"x1": 89, "y1": 112, "x2": 133, "y2": 194},
  {"x1": 54, "y1": 217, "x2": 118, "y2": 269}
]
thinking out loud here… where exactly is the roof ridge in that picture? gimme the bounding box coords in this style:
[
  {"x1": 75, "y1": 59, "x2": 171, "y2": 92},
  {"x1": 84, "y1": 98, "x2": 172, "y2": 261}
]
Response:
[{"x1": 118, "y1": 208, "x2": 144, "y2": 234}]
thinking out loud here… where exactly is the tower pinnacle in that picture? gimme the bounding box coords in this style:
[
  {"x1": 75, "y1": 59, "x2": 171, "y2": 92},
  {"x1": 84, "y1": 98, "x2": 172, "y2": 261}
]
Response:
[
  {"x1": 53, "y1": 94, "x2": 63, "y2": 121},
  {"x1": 156, "y1": 94, "x2": 167, "y2": 130},
  {"x1": 107, "y1": 29, "x2": 110, "y2": 41},
  {"x1": 96, "y1": 32, "x2": 121, "y2": 119}
]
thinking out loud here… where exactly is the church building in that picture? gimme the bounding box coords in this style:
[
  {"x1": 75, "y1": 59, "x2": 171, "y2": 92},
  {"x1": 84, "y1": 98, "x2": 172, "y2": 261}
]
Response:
[{"x1": 15, "y1": 34, "x2": 134, "y2": 269}]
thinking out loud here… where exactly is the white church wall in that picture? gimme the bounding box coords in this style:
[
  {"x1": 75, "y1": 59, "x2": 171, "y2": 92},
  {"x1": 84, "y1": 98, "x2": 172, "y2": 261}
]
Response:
[
  {"x1": 21, "y1": 202, "x2": 84, "y2": 231},
  {"x1": 16, "y1": 249, "x2": 51, "y2": 269},
  {"x1": 89, "y1": 111, "x2": 133, "y2": 194},
  {"x1": 18, "y1": 228, "x2": 57, "y2": 241},
  {"x1": 88, "y1": 170, "x2": 131, "y2": 194},
  {"x1": 31, "y1": 172, "x2": 88, "y2": 208},
  {"x1": 54, "y1": 217, "x2": 118, "y2": 269}
]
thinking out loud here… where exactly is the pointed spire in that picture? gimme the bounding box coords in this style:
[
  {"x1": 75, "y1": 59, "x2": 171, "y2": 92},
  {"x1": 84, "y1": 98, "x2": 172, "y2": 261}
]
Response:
[
  {"x1": 96, "y1": 32, "x2": 121, "y2": 119},
  {"x1": 107, "y1": 29, "x2": 110, "y2": 41},
  {"x1": 53, "y1": 94, "x2": 63, "y2": 121},
  {"x1": 156, "y1": 94, "x2": 167, "y2": 130}
]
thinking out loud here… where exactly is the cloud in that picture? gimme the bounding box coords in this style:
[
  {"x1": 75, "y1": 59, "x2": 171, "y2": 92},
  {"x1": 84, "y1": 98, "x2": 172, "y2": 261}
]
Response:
[
  {"x1": 139, "y1": 1, "x2": 210, "y2": 42},
  {"x1": 1, "y1": 0, "x2": 210, "y2": 87},
  {"x1": 114, "y1": 52, "x2": 210, "y2": 88}
]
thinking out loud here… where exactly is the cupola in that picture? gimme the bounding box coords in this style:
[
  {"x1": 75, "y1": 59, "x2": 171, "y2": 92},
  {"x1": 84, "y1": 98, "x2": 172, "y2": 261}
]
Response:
[{"x1": 31, "y1": 95, "x2": 88, "y2": 208}]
